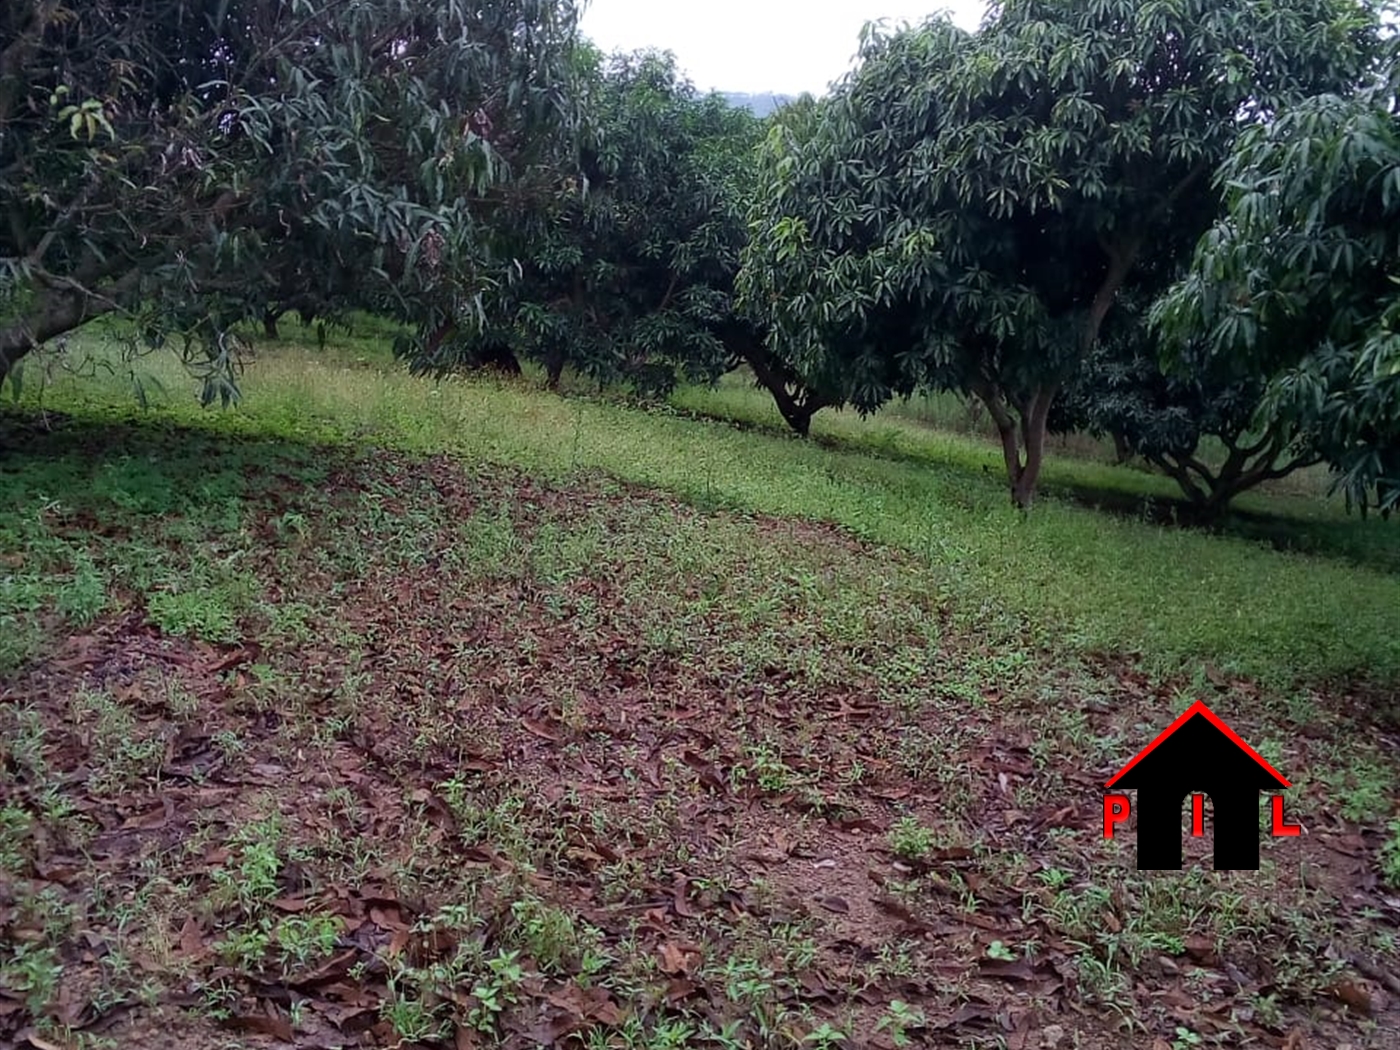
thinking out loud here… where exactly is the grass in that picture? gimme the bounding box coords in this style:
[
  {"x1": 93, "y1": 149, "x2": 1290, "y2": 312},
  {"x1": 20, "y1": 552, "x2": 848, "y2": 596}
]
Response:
[
  {"x1": 7, "y1": 326, "x2": 1398, "y2": 685},
  {"x1": 1, "y1": 413, "x2": 1397, "y2": 1049}
]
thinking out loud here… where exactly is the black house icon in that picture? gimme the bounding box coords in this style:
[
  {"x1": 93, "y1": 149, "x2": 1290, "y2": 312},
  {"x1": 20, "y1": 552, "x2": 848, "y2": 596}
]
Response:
[{"x1": 1106, "y1": 700, "x2": 1289, "y2": 870}]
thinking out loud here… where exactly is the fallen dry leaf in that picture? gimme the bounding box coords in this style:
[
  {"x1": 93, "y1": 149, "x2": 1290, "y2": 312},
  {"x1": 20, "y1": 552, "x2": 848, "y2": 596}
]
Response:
[
  {"x1": 658, "y1": 941, "x2": 691, "y2": 976},
  {"x1": 1328, "y1": 977, "x2": 1382, "y2": 1015},
  {"x1": 1183, "y1": 934, "x2": 1217, "y2": 966},
  {"x1": 978, "y1": 956, "x2": 1039, "y2": 982},
  {"x1": 15, "y1": 1029, "x2": 68, "y2": 1050},
  {"x1": 672, "y1": 875, "x2": 700, "y2": 918},
  {"x1": 178, "y1": 916, "x2": 204, "y2": 959},
  {"x1": 228, "y1": 1009, "x2": 294, "y2": 1042},
  {"x1": 522, "y1": 717, "x2": 562, "y2": 742}
]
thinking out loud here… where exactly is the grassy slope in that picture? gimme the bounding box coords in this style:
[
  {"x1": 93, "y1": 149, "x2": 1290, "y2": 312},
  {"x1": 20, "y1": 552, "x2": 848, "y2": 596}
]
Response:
[
  {"x1": 2, "y1": 422, "x2": 1398, "y2": 1050},
  {"x1": 7, "y1": 329, "x2": 1398, "y2": 686}
]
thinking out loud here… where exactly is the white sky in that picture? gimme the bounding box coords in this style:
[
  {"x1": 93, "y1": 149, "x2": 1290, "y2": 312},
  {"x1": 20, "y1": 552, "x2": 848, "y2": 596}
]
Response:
[{"x1": 579, "y1": 1, "x2": 989, "y2": 96}]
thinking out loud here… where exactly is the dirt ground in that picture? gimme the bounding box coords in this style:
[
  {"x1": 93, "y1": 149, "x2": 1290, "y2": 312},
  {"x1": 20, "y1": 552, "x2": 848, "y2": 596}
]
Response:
[{"x1": 2, "y1": 431, "x2": 1398, "y2": 1049}]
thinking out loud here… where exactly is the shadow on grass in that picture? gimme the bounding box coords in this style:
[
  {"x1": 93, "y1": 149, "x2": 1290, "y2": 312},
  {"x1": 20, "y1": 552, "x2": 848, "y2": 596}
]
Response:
[
  {"x1": 1044, "y1": 479, "x2": 1400, "y2": 575},
  {"x1": 7, "y1": 399, "x2": 1397, "y2": 581},
  {"x1": 664, "y1": 401, "x2": 1400, "y2": 576},
  {"x1": 0, "y1": 409, "x2": 334, "y2": 521}
]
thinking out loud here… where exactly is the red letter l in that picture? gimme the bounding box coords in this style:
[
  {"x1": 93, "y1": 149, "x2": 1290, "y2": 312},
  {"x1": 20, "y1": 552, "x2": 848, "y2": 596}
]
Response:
[{"x1": 1271, "y1": 795, "x2": 1301, "y2": 837}]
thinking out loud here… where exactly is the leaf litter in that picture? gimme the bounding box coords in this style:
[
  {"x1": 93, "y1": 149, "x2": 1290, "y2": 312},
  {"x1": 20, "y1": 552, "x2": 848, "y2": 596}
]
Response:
[{"x1": 0, "y1": 427, "x2": 1397, "y2": 1049}]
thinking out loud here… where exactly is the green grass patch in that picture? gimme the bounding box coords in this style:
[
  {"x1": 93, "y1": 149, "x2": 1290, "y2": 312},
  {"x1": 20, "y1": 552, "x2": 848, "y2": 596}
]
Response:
[
  {"x1": 2, "y1": 433, "x2": 1395, "y2": 1048},
  {"x1": 5, "y1": 329, "x2": 1398, "y2": 685}
]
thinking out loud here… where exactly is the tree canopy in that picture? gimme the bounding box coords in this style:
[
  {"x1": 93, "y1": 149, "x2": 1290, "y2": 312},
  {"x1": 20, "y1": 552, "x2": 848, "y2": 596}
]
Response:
[
  {"x1": 4, "y1": 0, "x2": 1398, "y2": 523},
  {"x1": 739, "y1": 0, "x2": 1382, "y2": 506},
  {"x1": 1154, "y1": 61, "x2": 1400, "y2": 514},
  {"x1": 0, "y1": 0, "x2": 580, "y2": 399},
  {"x1": 408, "y1": 49, "x2": 759, "y2": 396}
]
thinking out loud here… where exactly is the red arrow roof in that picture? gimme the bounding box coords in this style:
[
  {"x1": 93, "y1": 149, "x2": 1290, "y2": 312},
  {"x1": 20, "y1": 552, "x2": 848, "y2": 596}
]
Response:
[{"x1": 1105, "y1": 699, "x2": 1290, "y2": 789}]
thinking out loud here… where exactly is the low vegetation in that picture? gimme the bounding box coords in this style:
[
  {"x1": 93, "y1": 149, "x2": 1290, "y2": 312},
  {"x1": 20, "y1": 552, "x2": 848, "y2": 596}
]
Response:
[
  {"x1": 2, "y1": 364, "x2": 1400, "y2": 1050},
  {"x1": 3, "y1": 329, "x2": 1399, "y2": 1048},
  {"x1": 11, "y1": 332, "x2": 1400, "y2": 686},
  {"x1": 3, "y1": 1, "x2": 1399, "y2": 1047}
]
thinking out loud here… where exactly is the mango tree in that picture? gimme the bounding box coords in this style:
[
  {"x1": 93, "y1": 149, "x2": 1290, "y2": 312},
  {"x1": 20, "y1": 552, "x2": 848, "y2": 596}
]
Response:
[
  {"x1": 740, "y1": 0, "x2": 1381, "y2": 507},
  {"x1": 1155, "y1": 66, "x2": 1400, "y2": 514},
  {"x1": 0, "y1": 0, "x2": 580, "y2": 400},
  {"x1": 413, "y1": 48, "x2": 835, "y2": 431},
  {"x1": 1056, "y1": 303, "x2": 1322, "y2": 518}
]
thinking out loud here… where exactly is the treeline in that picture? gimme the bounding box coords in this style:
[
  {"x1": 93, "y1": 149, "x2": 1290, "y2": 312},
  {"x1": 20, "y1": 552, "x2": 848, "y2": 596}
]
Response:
[{"x1": 2, "y1": 0, "x2": 1396, "y2": 516}]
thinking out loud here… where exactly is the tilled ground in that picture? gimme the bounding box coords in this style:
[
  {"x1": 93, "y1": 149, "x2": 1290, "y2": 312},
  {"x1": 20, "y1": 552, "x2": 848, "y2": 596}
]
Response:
[{"x1": 1, "y1": 422, "x2": 1398, "y2": 1050}]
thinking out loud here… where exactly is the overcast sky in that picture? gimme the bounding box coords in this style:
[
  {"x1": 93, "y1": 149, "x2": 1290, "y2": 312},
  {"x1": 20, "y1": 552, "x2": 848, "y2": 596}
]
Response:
[{"x1": 579, "y1": 1, "x2": 989, "y2": 96}]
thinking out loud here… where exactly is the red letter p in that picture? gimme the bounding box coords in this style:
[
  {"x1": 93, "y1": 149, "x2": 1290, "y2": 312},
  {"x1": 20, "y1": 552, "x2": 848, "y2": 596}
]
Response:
[{"x1": 1103, "y1": 794, "x2": 1131, "y2": 839}]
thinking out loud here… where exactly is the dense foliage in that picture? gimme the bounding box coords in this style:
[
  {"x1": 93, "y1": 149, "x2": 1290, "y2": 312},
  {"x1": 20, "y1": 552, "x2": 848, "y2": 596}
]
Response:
[
  {"x1": 0, "y1": 0, "x2": 579, "y2": 399},
  {"x1": 1155, "y1": 63, "x2": 1400, "y2": 514},
  {"x1": 404, "y1": 49, "x2": 843, "y2": 433},
  {"x1": 410, "y1": 50, "x2": 754, "y2": 396},
  {"x1": 1056, "y1": 304, "x2": 1322, "y2": 516},
  {"x1": 739, "y1": 0, "x2": 1381, "y2": 507}
]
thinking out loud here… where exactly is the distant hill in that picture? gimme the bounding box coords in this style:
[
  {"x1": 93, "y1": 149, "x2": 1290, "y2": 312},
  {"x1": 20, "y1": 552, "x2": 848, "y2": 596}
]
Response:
[{"x1": 721, "y1": 92, "x2": 797, "y2": 117}]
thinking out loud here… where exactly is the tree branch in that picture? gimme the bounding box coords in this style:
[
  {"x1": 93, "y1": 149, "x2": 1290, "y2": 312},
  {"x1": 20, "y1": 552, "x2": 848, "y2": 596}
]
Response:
[
  {"x1": 656, "y1": 271, "x2": 680, "y2": 314},
  {"x1": 1086, "y1": 232, "x2": 1144, "y2": 351},
  {"x1": 1152, "y1": 452, "x2": 1209, "y2": 505},
  {"x1": 0, "y1": 266, "x2": 142, "y2": 379}
]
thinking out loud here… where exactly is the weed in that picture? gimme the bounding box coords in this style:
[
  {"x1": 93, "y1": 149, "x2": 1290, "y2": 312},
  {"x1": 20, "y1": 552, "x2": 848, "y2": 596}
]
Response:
[
  {"x1": 146, "y1": 585, "x2": 244, "y2": 642},
  {"x1": 210, "y1": 820, "x2": 283, "y2": 910},
  {"x1": 888, "y1": 816, "x2": 935, "y2": 861},
  {"x1": 875, "y1": 1000, "x2": 927, "y2": 1048},
  {"x1": 56, "y1": 554, "x2": 108, "y2": 625},
  {"x1": 733, "y1": 744, "x2": 801, "y2": 795},
  {"x1": 509, "y1": 896, "x2": 586, "y2": 975},
  {"x1": 1, "y1": 703, "x2": 47, "y2": 776},
  {"x1": 69, "y1": 688, "x2": 165, "y2": 791},
  {"x1": 213, "y1": 921, "x2": 273, "y2": 972},
  {"x1": 804, "y1": 1022, "x2": 847, "y2": 1050},
  {"x1": 0, "y1": 806, "x2": 34, "y2": 874},
  {"x1": 1326, "y1": 759, "x2": 1396, "y2": 824},
  {"x1": 275, "y1": 913, "x2": 342, "y2": 972},
  {"x1": 1, "y1": 943, "x2": 62, "y2": 1014},
  {"x1": 382, "y1": 976, "x2": 448, "y2": 1044},
  {"x1": 467, "y1": 949, "x2": 525, "y2": 1034}
]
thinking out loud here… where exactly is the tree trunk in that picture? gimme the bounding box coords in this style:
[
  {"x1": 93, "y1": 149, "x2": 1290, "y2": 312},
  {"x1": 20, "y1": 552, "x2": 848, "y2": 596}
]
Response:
[
  {"x1": 1151, "y1": 429, "x2": 1319, "y2": 523},
  {"x1": 1014, "y1": 396, "x2": 1051, "y2": 509},
  {"x1": 1111, "y1": 430, "x2": 1132, "y2": 465},
  {"x1": 545, "y1": 348, "x2": 565, "y2": 390},
  {"x1": 262, "y1": 308, "x2": 282, "y2": 340},
  {"x1": 480, "y1": 341, "x2": 522, "y2": 376},
  {"x1": 975, "y1": 381, "x2": 1055, "y2": 510},
  {"x1": 725, "y1": 329, "x2": 829, "y2": 437}
]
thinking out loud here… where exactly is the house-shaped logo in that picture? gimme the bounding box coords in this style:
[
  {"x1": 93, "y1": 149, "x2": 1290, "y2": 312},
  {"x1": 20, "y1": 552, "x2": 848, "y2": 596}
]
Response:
[{"x1": 1103, "y1": 701, "x2": 1299, "y2": 870}]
